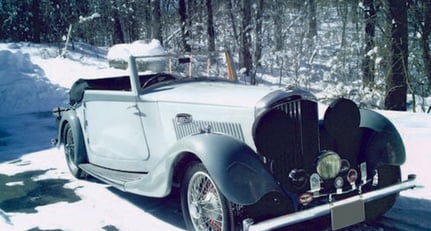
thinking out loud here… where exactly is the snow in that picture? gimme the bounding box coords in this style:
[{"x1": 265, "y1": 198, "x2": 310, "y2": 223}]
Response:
[
  {"x1": 5, "y1": 182, "x2": 23, "y2": 187},
  {"x1": 107, "y1": 39, "x2": 166, "y2": 61},
  {"x1": 0, "y1": 151, "x2": 184, "y2": 231},
  {"x1": 0, "y1": 41, "x2": 430, "y2": 230},
  {"x1": 79, "y1": 13, "x2": 101, "y2": 23},
  {"x1": 0, "y1": 49, "x2": 67, "y2": 115}
]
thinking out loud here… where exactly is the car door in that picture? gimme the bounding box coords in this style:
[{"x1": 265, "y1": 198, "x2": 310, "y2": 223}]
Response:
[{"x1": 83, "y1": 90, "x2": 150, "y2": 172}]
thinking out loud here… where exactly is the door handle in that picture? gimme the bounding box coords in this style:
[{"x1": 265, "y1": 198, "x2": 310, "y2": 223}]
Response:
[{"x1": 127, "y1": 104, "x2": 138, "y2": 109}]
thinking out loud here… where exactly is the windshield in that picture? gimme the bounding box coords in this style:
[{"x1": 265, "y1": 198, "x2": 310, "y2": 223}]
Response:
[{"x1": 131, "y1": 51, "x2": 237, "y2": 81}]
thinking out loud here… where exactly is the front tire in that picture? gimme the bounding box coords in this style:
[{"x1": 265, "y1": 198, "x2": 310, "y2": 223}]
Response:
[
  {"x1": 63, "y1": 123, "x2": 87, "y2": 179},
  {"x1": 181, "y1": 162, "x2": 236, "y2": 231}
]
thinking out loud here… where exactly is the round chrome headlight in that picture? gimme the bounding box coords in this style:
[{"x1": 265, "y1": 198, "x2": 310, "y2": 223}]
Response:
[{"x1": 316, "y1": 151, "x2": 341, "y2": 180}]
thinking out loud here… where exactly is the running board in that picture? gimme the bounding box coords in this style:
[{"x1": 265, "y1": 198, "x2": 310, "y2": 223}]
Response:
[{"x1": 79, "y1": 163, "x2": 147, "y2": 190}]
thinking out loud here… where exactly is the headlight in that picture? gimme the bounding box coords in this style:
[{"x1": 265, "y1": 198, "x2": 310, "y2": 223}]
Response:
[{"x1": 316, "y1": 151, "x2": 341, "y2": 179}]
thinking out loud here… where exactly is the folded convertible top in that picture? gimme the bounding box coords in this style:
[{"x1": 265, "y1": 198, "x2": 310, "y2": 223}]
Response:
[{"x1": 69, "y1": 76, "x2": 131, "y2": 105}]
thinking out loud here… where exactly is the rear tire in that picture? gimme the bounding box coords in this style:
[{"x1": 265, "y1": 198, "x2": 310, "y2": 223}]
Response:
[
  {"x1": 181, "y1": 162, "x2": 236, "y2": 231},
  {"x1": 63, "y1": 123, "x2": 87, "y2": 179}
]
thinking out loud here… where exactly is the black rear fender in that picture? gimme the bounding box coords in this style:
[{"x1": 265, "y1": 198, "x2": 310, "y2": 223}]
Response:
[{"x1": 57, "y1": 110, "x2": 83, "y2": 145}]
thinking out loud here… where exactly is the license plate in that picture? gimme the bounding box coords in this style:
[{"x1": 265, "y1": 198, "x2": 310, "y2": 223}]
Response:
[{"x1": 331, "y1": 199, "x2": 365, "y2": 230}]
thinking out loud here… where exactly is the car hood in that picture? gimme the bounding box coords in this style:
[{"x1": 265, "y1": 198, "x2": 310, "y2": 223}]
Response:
[{"x1": 141, "y1": 80, "x2": 279, "y2": 108}]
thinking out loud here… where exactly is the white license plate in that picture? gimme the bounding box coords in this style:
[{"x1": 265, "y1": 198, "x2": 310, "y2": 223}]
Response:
[{"x1": 331, "y1": 199, "x2": 365, "y2": 230}]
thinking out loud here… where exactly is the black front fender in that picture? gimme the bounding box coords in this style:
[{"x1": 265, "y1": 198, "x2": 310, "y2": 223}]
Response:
[
  {"x1": 360, "y1": 109, "x2": 406, "y2": 167},
  {"x1": 171, "y1": 133, "x2": 281, "y2": 205}
]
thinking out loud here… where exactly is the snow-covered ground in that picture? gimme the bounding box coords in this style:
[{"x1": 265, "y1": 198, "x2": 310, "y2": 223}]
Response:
[{"x1": 0, "y1": 42, "x2": 430, "y2": 230}]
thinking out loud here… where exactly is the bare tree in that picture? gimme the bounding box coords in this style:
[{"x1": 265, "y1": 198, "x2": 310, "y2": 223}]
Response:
[
  {"x1": 240, "y1": 0, "x2": 253, "y2": 83},
  {"x1": 226, "y1": 0, "x2": 239, "y2": 52},
  {"x1": 254, "y1": 0, "x2": 264, "y2": 68},
  {"x1": 111, "y1": 0, "x2": 125, "y2": 44},
  {"x1": 307, "y1": 0, "x2": 317, "y2": 41},
  {"x1": 273, "y1": 0, "x2": 284, "y2": 51},
  {"x1": 179, "y1": 0, "x2": 191, "y2": 51},
  {"x1": 206, "y1": 0, "x2": 215, "y2": 52},
  {"x1": 362, "y1": 0, "x2": 377, "y2": 88},
  {"x1": 152, "y1": 0, "x2": 163, "y2": 44},
  {"x1": 419, "y1": 0, "x2": 431, "y2": 87},
  {"x1": 384, "y1": 0, "x2": 408, "y2": 111}
]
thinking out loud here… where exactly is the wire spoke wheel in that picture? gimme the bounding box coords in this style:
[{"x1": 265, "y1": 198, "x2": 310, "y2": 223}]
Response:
[
  {"x1": 188, "y1": 171, "x2": 224, "y2": 231},
  {"x1": 65, "y1": 127, "x2": 78, "y2": 173},
  {"x1": 181, "y1": 162, "x2": 235, "y2": 231},
  {"x1": 63, "y1": 124, "x2": 87, "y2": 179}
]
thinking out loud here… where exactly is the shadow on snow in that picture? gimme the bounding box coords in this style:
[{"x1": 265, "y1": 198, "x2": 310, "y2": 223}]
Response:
[{"x1": 0, "y1": 111, "x2": 57, "y2": 163}]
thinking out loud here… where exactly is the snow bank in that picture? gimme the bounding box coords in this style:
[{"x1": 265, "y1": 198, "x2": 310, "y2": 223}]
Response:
[
  {"x1": 0, "y1": 50, "x2": 67, "y2": 115},
  {"x1": 107, "y1": 39, "x2": 167, "y2": 72}
]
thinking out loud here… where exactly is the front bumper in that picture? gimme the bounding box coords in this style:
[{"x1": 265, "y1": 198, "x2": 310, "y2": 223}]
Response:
[{"x1": 243, "y1": 174, "x2": 417, "y2": 231}]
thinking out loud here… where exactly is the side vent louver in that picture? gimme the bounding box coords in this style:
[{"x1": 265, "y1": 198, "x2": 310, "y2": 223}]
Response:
[{"x1": 173, "y1": 119, "x2": 245, "y2": 141}]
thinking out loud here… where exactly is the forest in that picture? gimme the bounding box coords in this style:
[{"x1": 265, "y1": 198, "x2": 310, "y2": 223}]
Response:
[{"x1": 1, "y1": 0, "x2": 430, "y2": 112}]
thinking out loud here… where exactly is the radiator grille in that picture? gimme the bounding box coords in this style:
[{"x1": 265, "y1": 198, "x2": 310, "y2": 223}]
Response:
[
  {"x1": 281, "y1": 100, "x2": 319, "y2": 167},
  {"x1": 275, "y1": 100, "x2": 304, "y2": 167},
  {"x1": 254, "y1": 99, "x2": 319, "y2": 192},
  {"x1": 173, "y1": 119, "x2": 245, "y2": 141}
]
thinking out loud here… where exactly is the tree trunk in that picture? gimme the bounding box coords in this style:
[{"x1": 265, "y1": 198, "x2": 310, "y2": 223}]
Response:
[
  {"x1": 273, "y1": 1, "x2": 284, "y2": 51},
  {"x1": 32, "y1": 0, "x2": 41, "y2": 43},
  {"x1": 227, "y1": 0, "x2": 239, "y2": 52},
  {"x1": 421, "y1": 0, "x2": 431, "y2": 88},
  {"x1": 111, "y1": 0, "x2": 125, "y2": 44},
  {"x1": 143, "y1": 0, "x2": 152, "y2": 40},
  {"x1": 254, "y1": 0, "x2": 264, "y2": 67},
  {"x1": 307, "y1": 0, "x2": 317, "y2": 41},
  {"x1": 179, "y1": 0, "x2": 191, "y2": 51},
  {"x1": 152, "y1": 0, "x2": 163, "y2": 44},
  {"x1": 127, "y1": 1, "x2": 139, "y2": 42},
  {"x1": 206, "y1": 0, "x2": 215, "y2": 52},
  {"x1": 384, "y1": 0, "x2": 408, "y2": 111},
  {"x1": 240, "y1": 0, "x2": 253, "y2": 84},
  {"x1": 362, "y1": 0, "x2": 376, "y2": 88}
]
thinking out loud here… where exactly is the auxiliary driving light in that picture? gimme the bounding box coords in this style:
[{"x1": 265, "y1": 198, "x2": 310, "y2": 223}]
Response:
[
  {"x1": 347, "y1": 169, "x2": 358, "y2": 184},
  {"x1": 334, "y1": 176, "x2": 344, "y2": 189},
  {"x1": 316, "y1": 151, "x2": 341, "y2": 180},
  {"x1": 334, "y1": 176, "x2": 344, "y2": 194}
]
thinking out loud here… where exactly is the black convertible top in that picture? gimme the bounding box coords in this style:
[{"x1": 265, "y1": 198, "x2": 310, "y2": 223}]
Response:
[
  {"x1": 69, "y1": 76, "x2": 131, "y2": 105},
  {"x1": 68, "y1": 73, "x2": 179, "y2": 105}
]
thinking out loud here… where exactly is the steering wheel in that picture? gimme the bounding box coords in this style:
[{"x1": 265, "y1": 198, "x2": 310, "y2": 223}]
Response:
[{"x1": 141, "y1": 73, "x2": 176, "y2": 88}]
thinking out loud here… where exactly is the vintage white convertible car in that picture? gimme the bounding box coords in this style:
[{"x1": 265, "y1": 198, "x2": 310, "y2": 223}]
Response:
[{"x1": 53, "y1": 52, "x2": 416, "y2": 231}]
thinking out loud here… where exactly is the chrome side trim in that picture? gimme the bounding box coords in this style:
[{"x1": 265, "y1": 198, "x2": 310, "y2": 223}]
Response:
[{"x1": 243, "y1": 175, "x2": 417, "y2": 231}]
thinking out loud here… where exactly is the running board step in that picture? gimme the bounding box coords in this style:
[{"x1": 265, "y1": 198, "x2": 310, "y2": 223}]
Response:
[{"x1": 79, "y1": 163, "x2": 147, "y2": 190}]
